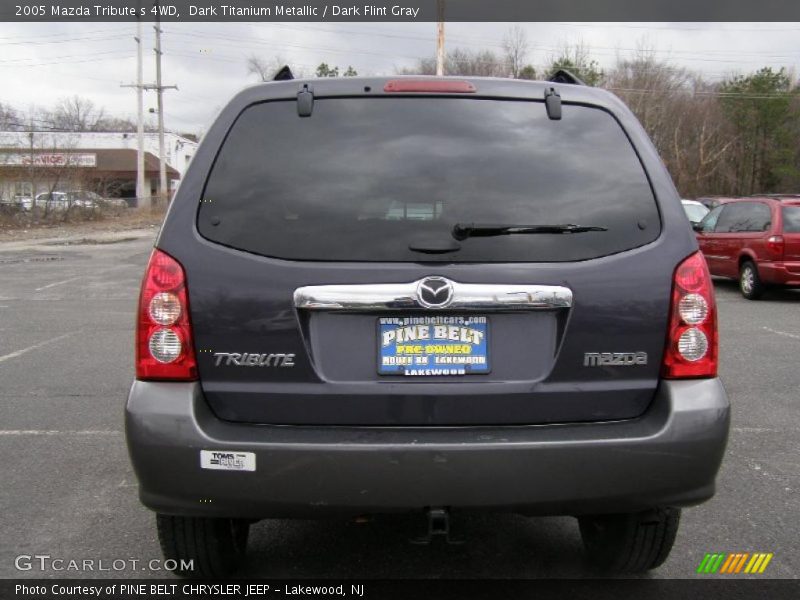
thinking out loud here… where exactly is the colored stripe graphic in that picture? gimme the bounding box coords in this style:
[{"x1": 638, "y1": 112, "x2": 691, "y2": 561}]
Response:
[
  {"x1": 746, "y1": 554, "x2": 762, "y2": 573},
  {"x1": 697, "y1": 553, "x2": 713, "y2": 573},
  {"x1": 734, "y1": 553, "x2": 750, "y2": 573},
  {"x1": 698, "y1": 552, "x2": 773, "y2": 574},
  {"x1": 719, "y1": 554, "x2": 736, "y2": 573},
  {"x1": 759, "y1": 554, "x2": 773, "y2": 573},
  {"x1": 703, "y1": 553, "x2": 725, "y2": 573}
]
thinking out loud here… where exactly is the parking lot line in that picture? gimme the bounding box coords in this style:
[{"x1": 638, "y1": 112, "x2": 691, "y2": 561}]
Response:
[
  {"x1": 32, "y1": 265, "x2": 137, "y2": 293},
  {"x1": 0, "y1": 332, "x2": 75, "y2": 364},
  {"x1": 762, "y1": 326, "x2": 800, "y2": 341},
  {"x1": 34, "y1": 276, "x2": 83, "y2": 291}
]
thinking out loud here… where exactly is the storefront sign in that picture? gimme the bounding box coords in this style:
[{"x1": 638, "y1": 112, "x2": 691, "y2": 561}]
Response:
[{"x1": 0, "y1": 153, "x2": 97, "y2": 167}]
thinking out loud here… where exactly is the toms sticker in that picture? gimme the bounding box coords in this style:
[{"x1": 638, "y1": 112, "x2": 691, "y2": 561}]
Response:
[{"x1": 200, "y1": 450, "x2": 256, "y2": 472}]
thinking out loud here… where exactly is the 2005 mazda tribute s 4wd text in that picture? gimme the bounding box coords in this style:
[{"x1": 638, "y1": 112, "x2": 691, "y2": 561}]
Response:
[{"x1": 125, "y1": 72, "x2": 730, "y2": 577}]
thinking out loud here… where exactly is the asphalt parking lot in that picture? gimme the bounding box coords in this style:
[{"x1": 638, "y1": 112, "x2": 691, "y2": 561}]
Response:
[{"x1": 0, "y1": 233, "x2": 798, "y2": 579}]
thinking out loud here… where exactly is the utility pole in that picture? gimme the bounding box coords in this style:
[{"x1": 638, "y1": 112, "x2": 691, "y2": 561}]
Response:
[
  {"x1": 135, "y1": 17, "x2": 147, "y2": 209},
  {"x1": 122, "y1": 3, "x2": 176, "y2": 209},
  {"x1": 121, "y1": 17, "x2": 146, "y2": 207},
  {"x1": 28, "y1": 129, "x2": 35, "y2": 211},
  {"x1": 154, "y1": 7, "x2": 168, "y2": 205},
  {"x1": 436, "y1": 0, "x2": 446, "y2": 76}
]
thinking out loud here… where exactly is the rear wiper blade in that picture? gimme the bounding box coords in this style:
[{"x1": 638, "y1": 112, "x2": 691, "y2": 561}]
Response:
[{"x1": 452, "y1": 223, "x2": 608, "y2": 240}]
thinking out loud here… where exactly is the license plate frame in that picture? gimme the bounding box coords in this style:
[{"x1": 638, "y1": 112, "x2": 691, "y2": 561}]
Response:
[{"x1": 377, "y1": 315, "x2": 490, "y2": 376}]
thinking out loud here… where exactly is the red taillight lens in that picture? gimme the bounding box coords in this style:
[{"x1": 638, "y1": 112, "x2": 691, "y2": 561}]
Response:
[
  {"x1": 662, "y1": 251, "x2": 718, "y2": 379},
  {"x1": 136, "y1": 249, "x2": 197, "y2": 381},
  {"x1": 383, "y1": 79, "x2": 477, "y2": 93},
  {"x1": 766, "y1": 235, "x2": 784, "y2": 257}
]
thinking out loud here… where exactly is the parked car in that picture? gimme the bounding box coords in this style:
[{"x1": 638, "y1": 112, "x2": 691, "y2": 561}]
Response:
[
  {"x1": 126, "y1": 74, "x2": 729, "y2": 577},
  {"x1": 100, "y1": 195, "x2": 130, "y2": 210},
  {"x1": 67, "y1": 190, "x2": 128, "y2": 210},
  {"x1": 0, "y1": 195, "x2": 31, "y2": 212},
  {"x1": 34, "y1": 191, "x2": 69, "y2": 211},
  {"x1": 695, "y1": 196, "x2": 800, "y2": 299},
  {"x1": 696, "y1": 196, "x2": 725, "y2": 210},
  {"x1": 0, "y1": 195, "x2": 35, "y2": 211},
  {"x1": 33, "y1": 190, "x2": 127, "y2": 212},
  {"x1": 681, "y1": 199, "x2": 710, "y2": 226}
]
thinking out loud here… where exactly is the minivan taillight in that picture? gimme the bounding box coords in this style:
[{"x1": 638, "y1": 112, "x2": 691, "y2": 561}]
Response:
[
  {"x1": 662, "y1": 251, "x2": 718, "y2": 379},
  {"x1": 136, "y1": 249, "x2": 197, "y2": 380},
  {"x1": 766, "y1": 235, "x2": 785, "y2": 257}
]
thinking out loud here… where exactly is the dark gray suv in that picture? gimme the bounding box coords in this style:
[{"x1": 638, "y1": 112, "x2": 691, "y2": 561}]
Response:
[{"x1": 126, "y1": 74, "x2": 729, "y2": 577}]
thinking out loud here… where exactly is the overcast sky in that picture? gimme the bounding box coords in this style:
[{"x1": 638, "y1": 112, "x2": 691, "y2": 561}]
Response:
[{"x1": 1, "y1": 21, "x2": 799, "y2": 134}]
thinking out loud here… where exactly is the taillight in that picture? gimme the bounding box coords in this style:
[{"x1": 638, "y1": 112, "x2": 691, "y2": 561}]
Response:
[
  {"x1": 136, "y1": 249, "x2": 197, "y2": 381},
  {"x1": 662, "y1": 251, "x2": 718, "y2": 379},
  {"x1": 766, "y1": 235, "x2": 785, "y2": 257}
]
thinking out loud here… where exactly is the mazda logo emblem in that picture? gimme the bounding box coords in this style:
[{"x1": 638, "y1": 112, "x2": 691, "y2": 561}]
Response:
[{"x1": 416, "y1": 277, "x2": 454, "y2": 309}]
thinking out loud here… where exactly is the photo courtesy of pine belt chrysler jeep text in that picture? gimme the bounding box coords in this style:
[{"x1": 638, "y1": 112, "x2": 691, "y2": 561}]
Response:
[{"x1": 125, "y1": 71, "x2": 730, "y2": 577}]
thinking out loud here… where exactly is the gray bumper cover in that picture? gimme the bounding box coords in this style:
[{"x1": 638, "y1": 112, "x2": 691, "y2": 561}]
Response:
[{"x1": 125, "y1": 379, "x2": 729, "y2": 518}]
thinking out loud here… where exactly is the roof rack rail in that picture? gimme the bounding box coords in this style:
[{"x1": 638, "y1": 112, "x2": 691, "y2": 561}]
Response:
[
  {"x1": 750, "y1": 193, "x2": 800, "y2": 200},
  {"x1": 547, "y1": 69, "x2": 586, "y2": 86},
  {"x1": 273, "y1": 65, "x2": 294, "y2": 81}
]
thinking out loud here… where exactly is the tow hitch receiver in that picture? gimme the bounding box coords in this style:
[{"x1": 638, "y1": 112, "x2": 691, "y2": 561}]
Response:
[{"x1": 411, "y1": 507, "x2": 464, "y2": 545}]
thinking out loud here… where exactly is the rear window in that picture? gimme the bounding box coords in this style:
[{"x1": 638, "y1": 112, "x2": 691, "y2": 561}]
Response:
[
  {"x1": 198, "y1": 98, "x2": 661, "y2": 262},
  {"x1": 783, "y1": 206, "x2": 800, "y2": 233},
  {"x1": 683, "y1": 203, "x2": 709, "y2": 222}
]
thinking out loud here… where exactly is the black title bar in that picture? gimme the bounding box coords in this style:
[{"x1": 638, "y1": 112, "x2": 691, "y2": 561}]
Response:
[
  {"x1": 4, "y1": 579, "x2": 800, "y2": 600},
  {"x1": 3, "y1": 1, "x2": 800, "y2": 22}
]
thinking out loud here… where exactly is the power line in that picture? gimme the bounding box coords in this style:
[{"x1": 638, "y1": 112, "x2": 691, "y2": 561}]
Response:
[
  {"x1": 263, "y1": 22, "x2": 800, "y2": 58},
  {"x1": 0, "y1": 53, "x2": 134, "y2": 69},
  {"x1": 0, "y1": 26, "x2": 131, "y2": 41},
  {"x1": 551, "y1": 22, "x2": 800, "y2": 32},
  {"x1": 162, "y1": 27, "x2": 800, "y2": 68},
  {"x1": 608, "y1": 87, "x2": 798, "y2": 100},
  {"x1": 0, "y1": 49, "x2": 132, "y2": 64},
  {"x1": 0, "y1": 33, "x2": 129, "y2": 47}
]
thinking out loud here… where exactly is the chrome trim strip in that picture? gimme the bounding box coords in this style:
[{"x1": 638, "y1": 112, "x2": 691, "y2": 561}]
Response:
[{"x1": 294, "y1": 279, "x2": 572, "y2": 311}]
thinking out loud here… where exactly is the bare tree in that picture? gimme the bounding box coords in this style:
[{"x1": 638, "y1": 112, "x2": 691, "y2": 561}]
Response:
[
  {"x1": 0, "y1": 102, "x2": 20, "y2": 130},
  {"x1": 503, "y1": 25, "x2": 529, "y2": 79},
  {"x1": 547, "y1": 42, "x2": 604, "y2": 85},
  {"x1": 94, "y1": 116, "x2": 138, "y2": 132},
  {"x1": 401, "y1": 48, "x2": 507, "y2": 77},
  {"x1": 605, "y1": 46, "x2": 692, "y2": 151},
  {"x1": 4, "y1": 115, "x2": 86, "y2": 216},
  {"x1": 602, "y1": 45, "x2": 741, "y2": 197},
  {"x1": 247, "y1": 54, "x2": 293, "y2": 81},
  {"x1": 51, "y1": 96, "x2": 106, "y2": 131},
  {"x1": 667, "y1": 80, "x2": 735, "y2": 197}
]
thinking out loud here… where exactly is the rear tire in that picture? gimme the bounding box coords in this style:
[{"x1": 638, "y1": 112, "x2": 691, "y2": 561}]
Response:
[
  {"x1": 579, "y1": 508, "x2": 681, "y2": 573},
  {"x1": 156, "y1": 514, "x2": 250, "y2": 578},
  {"x1": 739, "y1": 261, "x2": 765, "y2": 300}
]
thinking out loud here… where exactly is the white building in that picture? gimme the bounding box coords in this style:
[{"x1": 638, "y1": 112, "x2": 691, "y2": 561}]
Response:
[
  {"x1": 0, "y1": 131, "x2": 198, "y2": 205},
  {"x1": 0, "y1": 131, "x2": 197, "y2": 177}
]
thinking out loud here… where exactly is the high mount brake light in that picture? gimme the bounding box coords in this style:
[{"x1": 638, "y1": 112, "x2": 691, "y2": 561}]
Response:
[
  {"x1": 136, "y1": 249, "x2": 197, "y2": 381},
  {"x1": 662, "y1": 251, "x2": 718, "y2": 379},
  {"x1": 383, "y1": 80, "x2": 477, "y2": 93}
]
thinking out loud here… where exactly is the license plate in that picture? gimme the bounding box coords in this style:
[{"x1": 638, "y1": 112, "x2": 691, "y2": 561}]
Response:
[{"x1": 378, "y1": 316, "x2": 490, "y2": 376}]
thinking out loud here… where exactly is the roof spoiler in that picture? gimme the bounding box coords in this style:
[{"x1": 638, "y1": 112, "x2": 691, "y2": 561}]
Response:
[
  {"x1": 273, "y1": 65, "x2": 294, "y2": 81},
  {"x1": 547, "y1": 69, "x2": 586, "y2": 86}
]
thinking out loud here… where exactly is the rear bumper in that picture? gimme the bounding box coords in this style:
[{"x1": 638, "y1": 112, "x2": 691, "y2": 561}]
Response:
[
  {"x1": 125, "y1": 379, "x2": 730, "y2": 518},
  {"x1": 759, "y1": 261, "x2": 800, "y2": 286}
]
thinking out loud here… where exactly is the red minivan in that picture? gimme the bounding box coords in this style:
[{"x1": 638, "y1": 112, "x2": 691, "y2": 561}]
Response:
[{"x1": 695, "y1": 196, "x2": 800, "y2": 299}]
